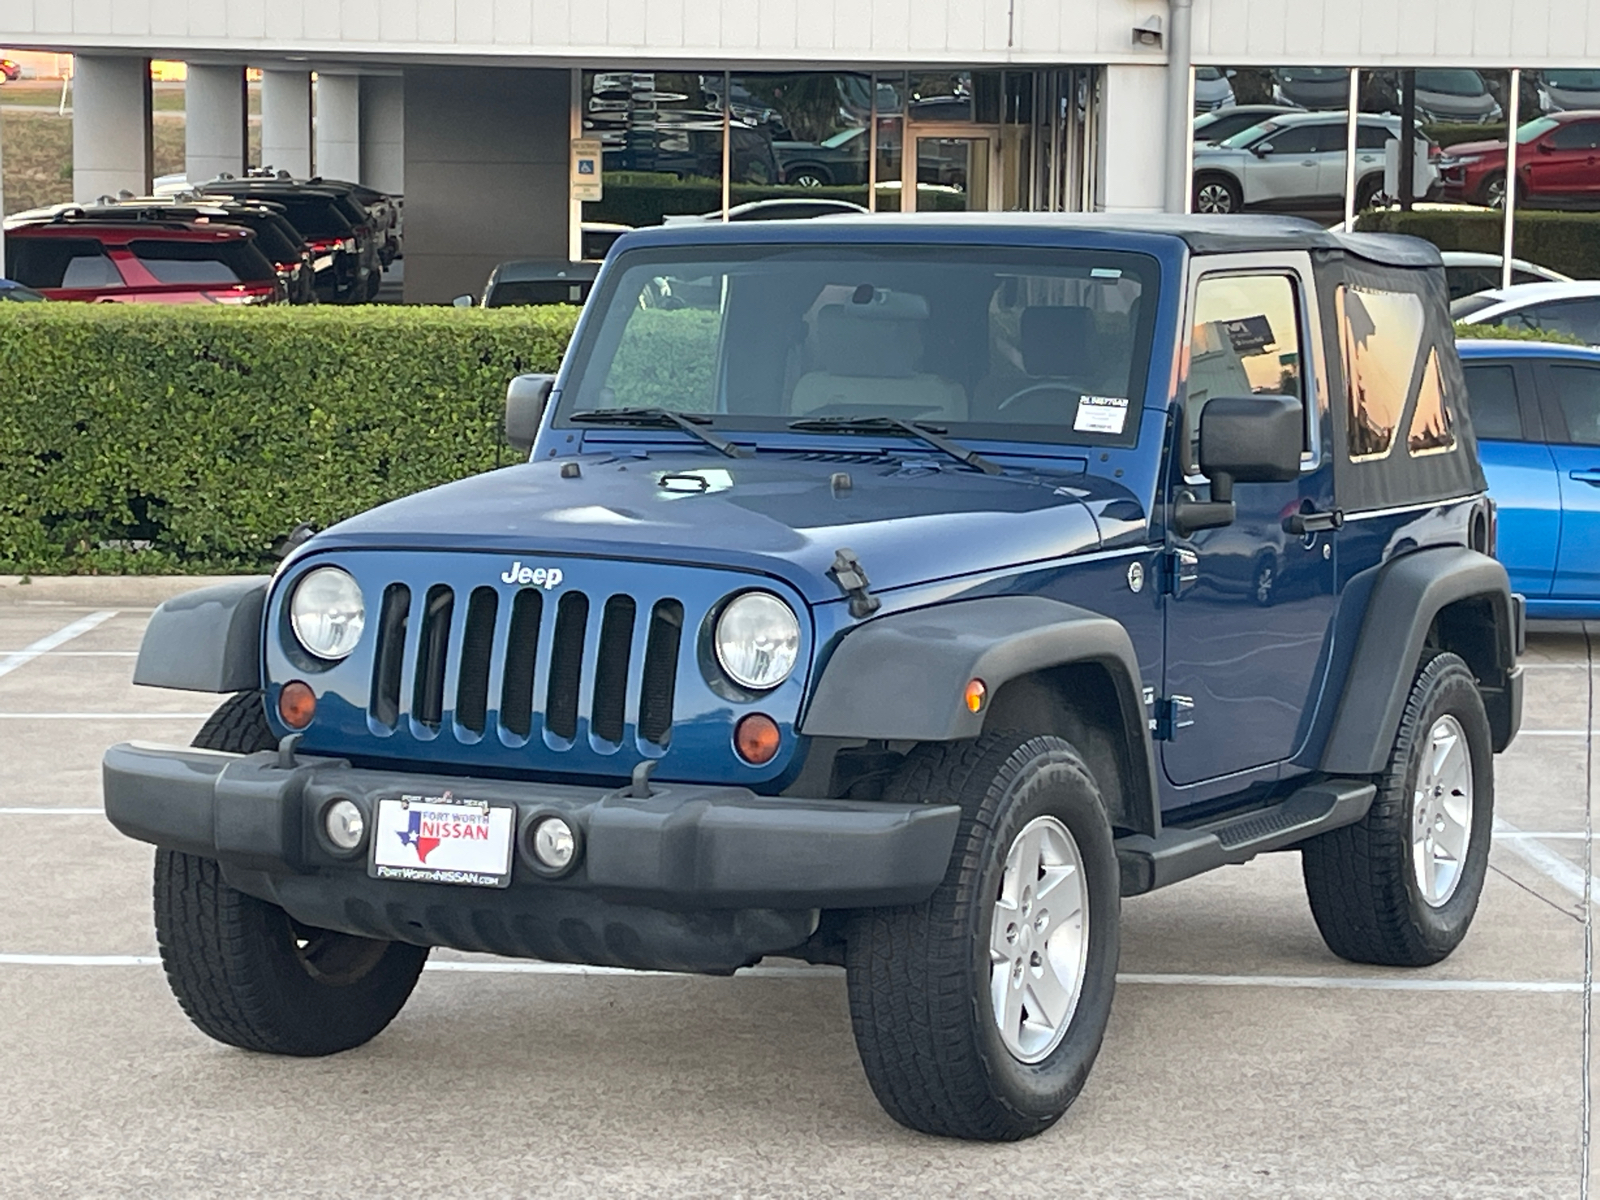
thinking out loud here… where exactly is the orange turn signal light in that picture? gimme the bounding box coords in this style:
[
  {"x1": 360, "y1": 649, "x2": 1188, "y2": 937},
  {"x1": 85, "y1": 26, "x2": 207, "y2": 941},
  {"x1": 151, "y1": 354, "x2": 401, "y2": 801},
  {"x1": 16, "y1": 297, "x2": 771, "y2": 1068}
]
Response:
[
  {"x1": 964, "y1": 679, "x2": 987, "y2": 713},
  {"x1": 278, "y1": 680, "x2": 317, "y2": 729},
  {"x1": 734, "y1": 713, "x2": 782, "y2": 765}
]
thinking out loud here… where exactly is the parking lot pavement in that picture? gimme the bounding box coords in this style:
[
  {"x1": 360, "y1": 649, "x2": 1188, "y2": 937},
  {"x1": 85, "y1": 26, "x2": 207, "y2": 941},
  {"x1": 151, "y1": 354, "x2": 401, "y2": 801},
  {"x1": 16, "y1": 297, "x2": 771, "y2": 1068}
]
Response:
[{"x1": 0, "y1": 578, "x2": 1592, "y2": 1198}]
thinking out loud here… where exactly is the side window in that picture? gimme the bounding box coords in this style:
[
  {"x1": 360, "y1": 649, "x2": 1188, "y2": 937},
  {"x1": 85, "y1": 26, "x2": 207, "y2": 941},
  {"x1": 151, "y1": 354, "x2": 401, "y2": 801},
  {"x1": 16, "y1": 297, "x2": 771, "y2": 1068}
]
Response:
[
  {"x1": 6, "y1": 237, "x2": 122, "y2": 290},
  {"x1": 1356, "y1": 124, "x2": 1393, "y2": 151},
  {"x1": 1546, "y1": 121, "x2": 1600, "y2": 151},
  {"x1": 1517, "y1": 300, "x2": 1600, "y2": 346},
  {"x1": 1265, "y1": 126, "x2": 1323, "y2": 155},
  {"x1": 1461, "y1": 363, "x2": 1525, "y2": 441},
  {"x1": 1546, "y1": 364, "x2": 1600, "y2": 446},
  {"x1": 1406, "y1": 348, "x2": 1456, "y2": 456},
  {"x1": 1188, "y1": 274, "x2": 1306, "y2": 467},
  {"x1": 1337, "y1": 285, "x2": 1426, "y2": 460}
]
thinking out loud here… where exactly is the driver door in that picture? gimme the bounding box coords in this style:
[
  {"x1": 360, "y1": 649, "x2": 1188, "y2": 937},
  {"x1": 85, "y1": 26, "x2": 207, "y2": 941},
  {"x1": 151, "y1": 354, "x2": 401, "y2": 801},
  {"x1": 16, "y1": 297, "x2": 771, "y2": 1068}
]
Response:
[{"x1": 1162, "y1": 260, "x2": 1339, "y2": 787}]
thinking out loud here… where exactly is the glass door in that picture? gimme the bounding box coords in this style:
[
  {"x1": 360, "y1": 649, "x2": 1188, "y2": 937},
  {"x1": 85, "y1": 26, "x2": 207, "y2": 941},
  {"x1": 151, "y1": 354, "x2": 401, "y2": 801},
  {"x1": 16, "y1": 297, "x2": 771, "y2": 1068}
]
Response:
[{"x1": 905, "y1": 127, "x2": 1000, "y2": 211}]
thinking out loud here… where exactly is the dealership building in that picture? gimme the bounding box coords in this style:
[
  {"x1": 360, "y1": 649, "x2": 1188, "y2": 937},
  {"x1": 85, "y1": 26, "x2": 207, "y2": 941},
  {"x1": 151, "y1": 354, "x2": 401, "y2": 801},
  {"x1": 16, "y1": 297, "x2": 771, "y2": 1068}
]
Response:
[{"x1": 4, "y1": 0, "x2": 1597, "y2": 302}]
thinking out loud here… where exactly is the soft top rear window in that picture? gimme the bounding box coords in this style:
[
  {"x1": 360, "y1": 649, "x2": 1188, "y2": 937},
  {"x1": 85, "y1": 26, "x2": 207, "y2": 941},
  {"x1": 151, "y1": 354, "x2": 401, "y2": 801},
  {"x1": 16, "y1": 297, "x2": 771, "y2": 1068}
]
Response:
[{"x1": 557, "y1": 244, "x2": 1160, "y2": 448}]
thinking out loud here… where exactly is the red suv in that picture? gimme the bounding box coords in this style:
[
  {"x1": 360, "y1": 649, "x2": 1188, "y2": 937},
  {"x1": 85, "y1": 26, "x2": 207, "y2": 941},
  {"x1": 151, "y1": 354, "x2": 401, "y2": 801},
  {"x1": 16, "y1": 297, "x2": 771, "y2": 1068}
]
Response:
[
  {"x1": 1440, "y1": 110, "x2": 1600, "y2": 207},
  {"x1": 4, "y1": 220, "x2": 282, "y2": 304}
]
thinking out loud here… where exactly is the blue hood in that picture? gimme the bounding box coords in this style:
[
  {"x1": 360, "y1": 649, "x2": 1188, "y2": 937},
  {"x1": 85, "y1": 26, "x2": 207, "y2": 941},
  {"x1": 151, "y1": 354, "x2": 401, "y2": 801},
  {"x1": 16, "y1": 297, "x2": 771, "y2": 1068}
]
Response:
[{"x1": 307, "y1": 451, "x2": 1142, "y2": 603}]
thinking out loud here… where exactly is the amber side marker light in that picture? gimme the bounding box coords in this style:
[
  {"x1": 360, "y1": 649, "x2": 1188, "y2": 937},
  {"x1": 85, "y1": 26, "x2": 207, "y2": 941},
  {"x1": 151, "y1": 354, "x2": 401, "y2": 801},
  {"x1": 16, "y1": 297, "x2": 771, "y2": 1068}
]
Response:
[
  {"x1": 734, "y1": 713, "x2": 782, "y2": 765},
  {"x1": 279, "y1": 681, "x2": 317, "y2": 729},
  {"x1": 965, "y1": 679, "x2": 987, "y2": 713}
]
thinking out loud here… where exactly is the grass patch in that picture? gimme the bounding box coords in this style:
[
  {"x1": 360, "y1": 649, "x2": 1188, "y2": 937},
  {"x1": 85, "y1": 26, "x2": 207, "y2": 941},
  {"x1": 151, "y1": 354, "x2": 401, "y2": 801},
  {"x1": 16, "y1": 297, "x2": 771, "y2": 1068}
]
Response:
[{"x1": 2, "y1": 110, "x2": 262, "y2": 215}]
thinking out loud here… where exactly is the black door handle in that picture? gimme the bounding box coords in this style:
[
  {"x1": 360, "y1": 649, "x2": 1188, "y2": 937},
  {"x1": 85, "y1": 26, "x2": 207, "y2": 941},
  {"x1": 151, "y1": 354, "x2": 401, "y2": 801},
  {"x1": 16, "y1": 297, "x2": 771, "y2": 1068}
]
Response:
[{"x1": 1283, "y1": 507, "x2": 1344, "y2": 535}]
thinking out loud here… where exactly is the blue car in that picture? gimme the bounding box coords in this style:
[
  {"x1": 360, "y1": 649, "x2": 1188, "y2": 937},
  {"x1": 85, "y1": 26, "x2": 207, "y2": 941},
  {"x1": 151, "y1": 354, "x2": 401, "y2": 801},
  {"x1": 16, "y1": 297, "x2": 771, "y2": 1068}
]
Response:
[{"x1": 1461, "y1": 338, "x2": 1600, "y2": 617}]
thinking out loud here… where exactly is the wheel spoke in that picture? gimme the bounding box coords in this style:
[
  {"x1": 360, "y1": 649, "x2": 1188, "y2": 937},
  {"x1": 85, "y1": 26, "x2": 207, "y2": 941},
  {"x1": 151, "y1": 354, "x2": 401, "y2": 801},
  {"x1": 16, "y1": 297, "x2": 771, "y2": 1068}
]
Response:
[
  {"x1": 1026, "y1": 953, "x2": 1074, "y2": 1028},
  {"x1": 1032, "y1": 861, "x2": 1078, "y2": 913},
  {"x1": 991, "y1": 897, "x2": 1020, "y2": 961}
]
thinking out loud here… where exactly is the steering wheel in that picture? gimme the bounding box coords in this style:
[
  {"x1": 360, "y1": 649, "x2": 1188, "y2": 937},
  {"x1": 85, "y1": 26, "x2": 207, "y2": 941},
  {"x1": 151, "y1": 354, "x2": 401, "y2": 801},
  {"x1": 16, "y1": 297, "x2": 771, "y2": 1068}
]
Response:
[{"x1": 997, "y1": 381, "x2": 1081, "y2": 412}]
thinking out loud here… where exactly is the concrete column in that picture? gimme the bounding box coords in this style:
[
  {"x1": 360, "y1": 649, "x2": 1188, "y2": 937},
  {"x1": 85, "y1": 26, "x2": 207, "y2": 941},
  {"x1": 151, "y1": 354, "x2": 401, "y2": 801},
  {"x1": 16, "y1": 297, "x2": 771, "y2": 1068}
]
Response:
[
  {"x1": 1096, "y1": 64, "x2": 1167, "y2": 214},
  {"x1": 261, "y1": 69, "x2": 312, "y2": 178},
  {"x1": 72, "y1": 55, "x2": 152, "y2": 202},
  {"x1": 185, "y1": 64, "x2": 247, "y2": 185},
  {"x1": 403, "y1": 67, "x2": 570, "y2": 303},
  {"x1": 359, "y1": 75, "x2": 404, "y2": 194},
  {"x1": 315, "y1": 74, "x2": 361, "y2": 182}
]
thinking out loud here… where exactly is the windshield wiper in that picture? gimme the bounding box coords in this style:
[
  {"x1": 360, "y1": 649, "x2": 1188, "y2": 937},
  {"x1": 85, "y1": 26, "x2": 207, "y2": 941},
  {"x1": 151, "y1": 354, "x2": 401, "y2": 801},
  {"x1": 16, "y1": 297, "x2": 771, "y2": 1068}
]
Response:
[
  {"x1": 568, "y1": 407, "x2": 745, "y2": 459},
  {"x1": 787, "y1": 416, "x2": 1002, "y2": 475}
]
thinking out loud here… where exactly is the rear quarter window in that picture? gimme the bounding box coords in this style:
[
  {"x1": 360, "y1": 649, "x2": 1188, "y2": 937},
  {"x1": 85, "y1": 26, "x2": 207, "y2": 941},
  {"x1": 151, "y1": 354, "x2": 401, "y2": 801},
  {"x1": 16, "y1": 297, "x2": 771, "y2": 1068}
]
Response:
[
  {"x1": 129, "y1": 238, "x2": 276, "y2": 285},
  {"x1": 6, "y1": 236, "x2": 123, "y2": 289}
]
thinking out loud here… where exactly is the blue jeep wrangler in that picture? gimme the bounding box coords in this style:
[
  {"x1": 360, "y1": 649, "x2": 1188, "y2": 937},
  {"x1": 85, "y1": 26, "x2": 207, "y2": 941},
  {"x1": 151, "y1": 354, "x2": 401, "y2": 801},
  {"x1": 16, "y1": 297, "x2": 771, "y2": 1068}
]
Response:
[{"x1": 105, "y1": 215, "x2": 1523, "y2": 1141}]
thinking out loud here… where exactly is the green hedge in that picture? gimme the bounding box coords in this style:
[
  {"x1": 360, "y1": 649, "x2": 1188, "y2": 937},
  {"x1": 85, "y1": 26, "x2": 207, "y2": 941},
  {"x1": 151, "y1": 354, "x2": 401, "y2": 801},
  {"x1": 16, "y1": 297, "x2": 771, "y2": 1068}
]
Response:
[
  {"x1": 1454, "y1": 322, "x2": 1584, "y2": 344},
  {"x1": 0, "y1": 305, "x2": 578, "y2": 574},
  {"x1": 1421, "y1": 122, "x2": 1509, "y2": 149},
  {"x1": 1354, "y1": 208, "x2": 1600, "y2": 279}
]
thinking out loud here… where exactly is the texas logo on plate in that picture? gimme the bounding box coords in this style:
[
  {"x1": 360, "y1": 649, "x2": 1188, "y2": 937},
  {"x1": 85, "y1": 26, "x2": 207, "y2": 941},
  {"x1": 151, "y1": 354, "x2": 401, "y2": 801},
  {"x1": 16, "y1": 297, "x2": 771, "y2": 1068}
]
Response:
[{"x1": 370, "y1": 794, "x2": 515, "y2": 888}]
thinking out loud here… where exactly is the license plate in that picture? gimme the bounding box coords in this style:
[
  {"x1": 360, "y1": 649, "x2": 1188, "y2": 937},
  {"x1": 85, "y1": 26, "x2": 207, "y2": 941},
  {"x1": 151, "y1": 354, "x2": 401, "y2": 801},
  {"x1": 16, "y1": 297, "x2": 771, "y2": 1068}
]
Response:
[{"x1": 369, "y1": 793, "x2": 515, "y2": 889}]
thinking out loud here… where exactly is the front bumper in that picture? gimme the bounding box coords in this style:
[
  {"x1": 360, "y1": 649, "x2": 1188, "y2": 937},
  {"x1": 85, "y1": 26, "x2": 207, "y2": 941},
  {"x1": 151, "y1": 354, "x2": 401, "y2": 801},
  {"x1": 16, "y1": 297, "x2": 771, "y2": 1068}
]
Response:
[{"x1": 103, "y1": 743, "x2": 960, "y2": 973}]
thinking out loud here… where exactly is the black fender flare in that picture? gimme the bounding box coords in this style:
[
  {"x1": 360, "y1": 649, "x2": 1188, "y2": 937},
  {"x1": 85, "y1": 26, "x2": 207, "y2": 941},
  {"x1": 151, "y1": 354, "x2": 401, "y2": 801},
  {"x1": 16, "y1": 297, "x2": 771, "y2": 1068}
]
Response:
[
  {"x1": 799, "y1": 596, "x2": 1160, "y2": 836},
  {"x1": 132, "y1": 578, "x2": 270, "y2": 693},
  {"x1": 1320, "y1": 546, "x2": 1521, "y2": 776}
]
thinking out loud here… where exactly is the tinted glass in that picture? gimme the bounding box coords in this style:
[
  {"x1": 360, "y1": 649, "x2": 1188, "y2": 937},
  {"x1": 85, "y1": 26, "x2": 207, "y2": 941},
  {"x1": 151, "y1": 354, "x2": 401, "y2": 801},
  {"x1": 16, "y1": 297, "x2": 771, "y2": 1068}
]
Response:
[
  {"x1": 129, "y1": 238, "x2": 276, "y2": 285},
  {"x1": 6, "y1": 237, "x2": 121, "y2": 289},
  {"x1": 1265, "y1": 125, "x2": 1325, "y2": 154},
  {"x1": 1198, "y1": 112, "x2": 1275, "y2": 142},
  {"x1": 1356, "y1": 124, "x2": 1394, "y2": 151},
  {"x1": 218, "y1": 195, "x2": 351, "y2": 240},
  {"x1": 1338, "y1": 286, "x2": 1426, "y2": 460},
  {"x1": 1546, "y1": 121, "x2": 1600, "y2": 151},
  {"x1": 1461, "y1": 363, "x2": 1524, "y2": 440},
  {"x1": 1547, "y1": 364, "x2": 1600, "y2": 445},
  {"x1": 560, "y1": 245, "x2": 1158, "y2": 446},
  {"x1": 1188, "y1": 274, "x2": 1305, "y2": 466},
  {"x1": 1546, "y1": 70, "x2": 1600, "y2": 90},
  {"x1": 486, "y1": 280, "x2": 591, "y2": 307},
  {"x1": 1451, "y1": 294, "x2": 1500, "y2": 320},
  {"x1": 1447, "y1": 266, "x2": 1501, "y2": 301},
  {"x1": 1415, "y1": 70, "x2": 1488, "y2": 97},
  {"x1": 1513, "y1": 299, "x2": 1600, "y2": 344}
]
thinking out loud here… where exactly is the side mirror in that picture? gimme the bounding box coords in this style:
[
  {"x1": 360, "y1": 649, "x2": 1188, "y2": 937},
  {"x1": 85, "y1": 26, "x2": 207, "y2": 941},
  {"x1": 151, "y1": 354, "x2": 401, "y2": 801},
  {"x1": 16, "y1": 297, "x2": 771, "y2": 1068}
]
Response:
[
  {"x1": 452, "y1": 293, "x2": 475, "y2": 307},
  {"x1": 1536, "y1": 141, "x2": 1556, "y2": 155},
  {"x1": 1174, "y1": 395, "x2": 1304, "y2": 535},
  {"x1": 504, "y1": 373, "x2": 554, "y2": 454},
  {"x1": 1252, "y1": 141, "x2": 1275, "y2": 158}
]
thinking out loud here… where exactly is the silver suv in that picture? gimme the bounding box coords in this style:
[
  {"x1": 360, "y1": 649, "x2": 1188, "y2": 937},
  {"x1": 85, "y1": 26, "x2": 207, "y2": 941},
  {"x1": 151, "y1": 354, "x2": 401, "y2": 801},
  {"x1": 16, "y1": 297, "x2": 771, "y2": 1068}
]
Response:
[{"x1": 1193, "y1": 111, "x2": 1437, "y2": 215}]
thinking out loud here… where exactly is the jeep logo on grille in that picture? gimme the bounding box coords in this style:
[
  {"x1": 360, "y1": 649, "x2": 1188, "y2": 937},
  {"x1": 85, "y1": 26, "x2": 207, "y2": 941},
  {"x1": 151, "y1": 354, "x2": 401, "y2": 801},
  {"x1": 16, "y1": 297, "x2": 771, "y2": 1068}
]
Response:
[{"x1": 500, "y1": 561, "x2": 564, "y2": 590}]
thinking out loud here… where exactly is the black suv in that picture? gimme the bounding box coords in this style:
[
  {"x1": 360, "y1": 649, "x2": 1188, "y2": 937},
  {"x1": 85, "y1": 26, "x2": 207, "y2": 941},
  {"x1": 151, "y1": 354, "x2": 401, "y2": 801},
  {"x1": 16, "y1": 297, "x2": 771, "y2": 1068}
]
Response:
[{"x1": 197, "y1": 178, "x2": 378, "y2": 303}]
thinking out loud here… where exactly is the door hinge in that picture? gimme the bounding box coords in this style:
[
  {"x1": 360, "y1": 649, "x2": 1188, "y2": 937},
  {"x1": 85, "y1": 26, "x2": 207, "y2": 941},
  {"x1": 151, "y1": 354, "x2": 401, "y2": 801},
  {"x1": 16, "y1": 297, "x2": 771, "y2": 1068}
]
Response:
[
  {"x1": 1160, "y1": 547, "x2": 1198, "y2": 596},
  {"x1": 1151, "y1": 695, "x2": 1195, "y2": 741},
  {"x1": 828, "y1": 547, "x2": 881, "y2": 619}
]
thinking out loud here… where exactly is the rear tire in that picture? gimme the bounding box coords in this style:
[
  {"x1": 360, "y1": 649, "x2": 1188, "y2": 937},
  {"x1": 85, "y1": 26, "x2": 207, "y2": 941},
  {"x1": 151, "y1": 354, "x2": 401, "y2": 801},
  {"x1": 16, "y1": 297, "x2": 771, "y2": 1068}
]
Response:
[
  {"x1": 1301, "y1": 652, "x2": 1494, "y2": 967},
  {"x1": 153, "y1": 692, "x2": 428, "y2": 1056},
  {"x1": 845, "y1": 732, "x2": 1120, "y2": 1141}
]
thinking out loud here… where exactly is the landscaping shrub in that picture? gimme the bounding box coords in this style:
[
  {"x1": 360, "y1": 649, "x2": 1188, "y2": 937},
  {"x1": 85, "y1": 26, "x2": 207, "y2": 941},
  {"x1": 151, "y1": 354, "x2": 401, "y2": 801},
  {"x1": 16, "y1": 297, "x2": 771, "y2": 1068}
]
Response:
[
  {"x1": 1454, "y1": 322, "x2": 1583, "y2": 344},
  {"x1": 1355, "y1": 207, "x2": 1600, "y2": 279},
  {"x1": 0, "y1": 304, "x2": 578, "y2": 574}
]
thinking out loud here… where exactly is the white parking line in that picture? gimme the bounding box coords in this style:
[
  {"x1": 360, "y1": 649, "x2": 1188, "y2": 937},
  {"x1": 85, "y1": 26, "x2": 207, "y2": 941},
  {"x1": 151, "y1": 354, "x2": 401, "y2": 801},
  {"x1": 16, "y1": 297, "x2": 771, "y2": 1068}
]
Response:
[
  {"x1": 0, "y1": 808, "x2": 103, "y2": 815},
  {"x1": 1494, "y1": 816, "x2": 1597, "y2": 904},
  {"x1": 0, "y1": 952, "x2": 1589, "y2": 992},
  {"x1": 0, "y1": 713, "x2": 211, "y2": 720},
  {"x1": 0, "y1": 651, "x2": 137, "y2": 657},
  {"x1": 0, "y1": 611, "x2": 118, "y2": 680}
]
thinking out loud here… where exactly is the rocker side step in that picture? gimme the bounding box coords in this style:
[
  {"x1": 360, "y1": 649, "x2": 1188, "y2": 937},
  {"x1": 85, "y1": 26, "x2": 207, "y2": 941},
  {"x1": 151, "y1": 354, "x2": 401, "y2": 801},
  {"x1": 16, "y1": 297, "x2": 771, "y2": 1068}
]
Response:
[{"x1": 1114, "y1": 779, "x2": 1376, "y2": 897}]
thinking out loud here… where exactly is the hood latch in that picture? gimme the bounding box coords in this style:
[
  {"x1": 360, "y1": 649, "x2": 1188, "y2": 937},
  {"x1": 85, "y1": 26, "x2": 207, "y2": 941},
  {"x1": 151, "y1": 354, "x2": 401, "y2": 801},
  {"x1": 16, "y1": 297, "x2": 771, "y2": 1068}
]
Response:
[{"x1": 829, "y1": 548, "x2": 881, "y2": 619}]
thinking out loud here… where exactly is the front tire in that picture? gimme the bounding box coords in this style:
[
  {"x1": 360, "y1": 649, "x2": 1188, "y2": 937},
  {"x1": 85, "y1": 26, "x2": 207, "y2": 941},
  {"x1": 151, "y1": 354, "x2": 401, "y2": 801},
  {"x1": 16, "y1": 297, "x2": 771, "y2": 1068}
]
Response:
[
  {"x1": 1301, "y1": 652, "x2": 1494, "y2": 967},
  {"x1": 1194, "y1": 173, "x2": 1242, "y2": 214},
  {"x1": 845, "y1": 733, "x2": 1120, "y2": 1141},
  {"x1": 154, "y1": 693, "x2": 428, "y2": 1056}
]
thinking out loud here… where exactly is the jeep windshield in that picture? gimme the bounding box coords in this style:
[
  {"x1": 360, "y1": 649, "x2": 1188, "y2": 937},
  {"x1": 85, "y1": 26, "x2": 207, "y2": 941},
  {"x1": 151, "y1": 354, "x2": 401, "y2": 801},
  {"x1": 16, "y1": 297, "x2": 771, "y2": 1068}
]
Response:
[{"x1": 556, "y1": 244, "x2": 1158, "y2": 449}]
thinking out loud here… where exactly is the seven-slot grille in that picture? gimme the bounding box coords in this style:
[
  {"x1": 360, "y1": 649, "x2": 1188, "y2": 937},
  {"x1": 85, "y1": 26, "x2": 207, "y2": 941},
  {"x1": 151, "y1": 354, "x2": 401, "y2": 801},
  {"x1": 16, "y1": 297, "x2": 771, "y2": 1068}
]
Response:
[{"x1": 368, "y1": 581, "x2": 685, "y2": 749}]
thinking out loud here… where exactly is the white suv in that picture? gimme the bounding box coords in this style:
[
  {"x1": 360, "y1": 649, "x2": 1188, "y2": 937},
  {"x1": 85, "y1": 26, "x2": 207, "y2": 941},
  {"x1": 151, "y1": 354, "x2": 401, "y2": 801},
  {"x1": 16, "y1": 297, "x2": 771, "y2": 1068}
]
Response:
[{"x1": 1193, "y1": 111, "x2": 1438, "y2": 215}]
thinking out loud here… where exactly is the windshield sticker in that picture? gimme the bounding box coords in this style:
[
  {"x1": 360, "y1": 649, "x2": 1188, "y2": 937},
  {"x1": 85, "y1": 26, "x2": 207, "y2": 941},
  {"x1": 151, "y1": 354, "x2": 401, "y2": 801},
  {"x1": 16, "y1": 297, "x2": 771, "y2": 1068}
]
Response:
[
  {"x1": 1090, "y1": 268, "x2": 1123, "y2": 279},
  {"x1": 1074, "y1": 396, "x2": 1129, "y2": 435}
]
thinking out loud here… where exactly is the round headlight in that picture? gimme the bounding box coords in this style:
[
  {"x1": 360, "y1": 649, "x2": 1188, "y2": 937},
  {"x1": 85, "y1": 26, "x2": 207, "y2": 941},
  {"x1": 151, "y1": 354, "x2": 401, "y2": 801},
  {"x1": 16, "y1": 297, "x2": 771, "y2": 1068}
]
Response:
[
  {"x1": 715, "y1": 592, "x2": 800, "y2": 691},
  {"x1": 290, "y1": 567, "x2": 365, "y2": 660}
]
